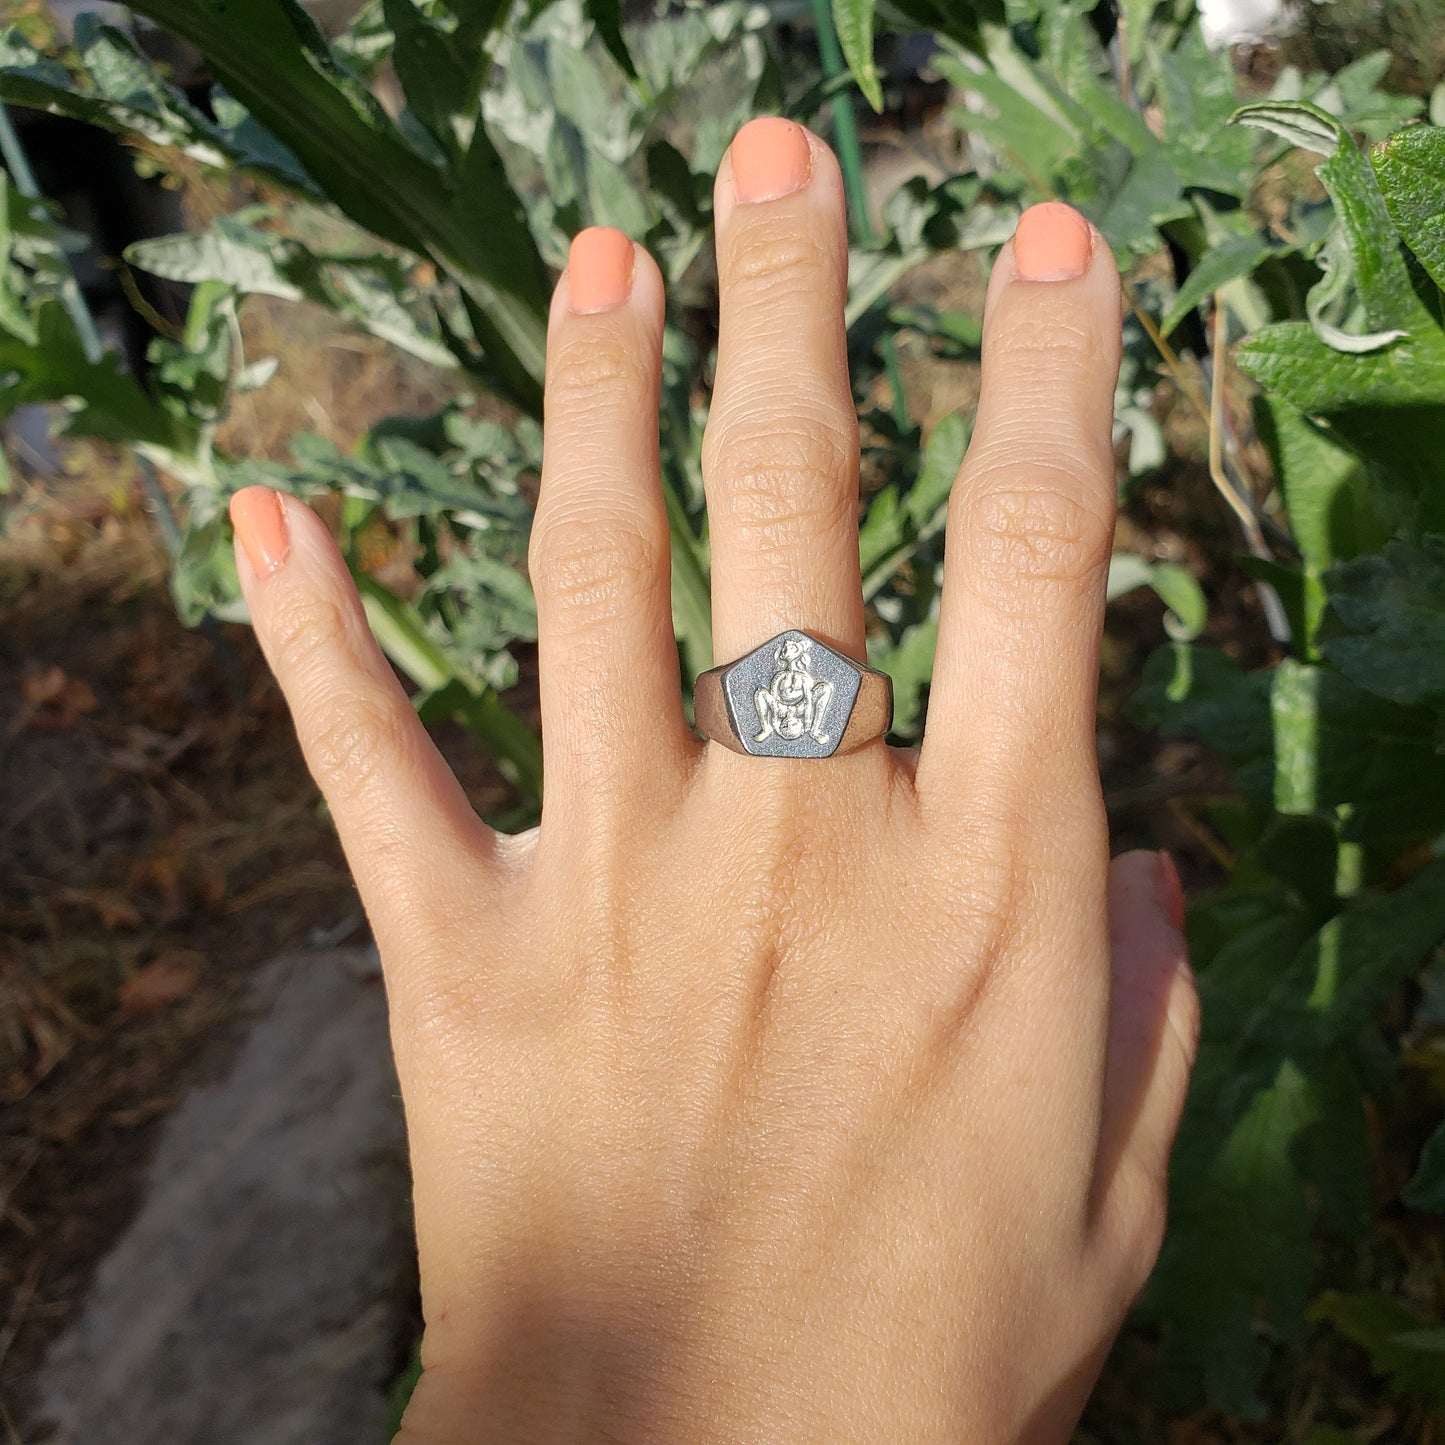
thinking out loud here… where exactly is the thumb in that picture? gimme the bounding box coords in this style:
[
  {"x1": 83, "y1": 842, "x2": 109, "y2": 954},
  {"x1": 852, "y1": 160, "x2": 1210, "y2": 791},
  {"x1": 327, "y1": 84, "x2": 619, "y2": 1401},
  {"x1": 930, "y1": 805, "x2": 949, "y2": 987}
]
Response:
[
  {"x1": 1095, "y1": 849, "x2": 1201, "y2": 1241},
  {"x1": 230, "y1": 486, "x2": 497, "y2": 956}
]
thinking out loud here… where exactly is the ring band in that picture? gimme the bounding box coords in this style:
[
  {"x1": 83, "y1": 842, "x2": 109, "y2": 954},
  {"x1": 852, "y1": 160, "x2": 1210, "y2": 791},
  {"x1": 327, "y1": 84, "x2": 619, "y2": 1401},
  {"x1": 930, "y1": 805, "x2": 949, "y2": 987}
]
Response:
[{"x1": 694, "y1": 629, "x2": 893, "y2": 759}]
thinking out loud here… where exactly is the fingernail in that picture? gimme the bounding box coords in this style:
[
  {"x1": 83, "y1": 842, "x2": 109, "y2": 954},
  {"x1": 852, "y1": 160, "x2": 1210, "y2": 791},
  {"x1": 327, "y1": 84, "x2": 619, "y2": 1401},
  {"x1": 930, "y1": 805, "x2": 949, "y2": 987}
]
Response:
[
  {"x1": 1013, "y1": 201, "x2": 1093, "y2": 282},
  {"x1": 731, "y1": 117, "x2": 812, "y2": 204},
  {"x1": 568, "y1": 227, "x2": 635, "y2": 313},
  {"x1": 230, "y1": 486, "x2": 290, "y2": 577},
  {"x1": 1155, "y1": 851, "x2": 1186, "y2": 934}
]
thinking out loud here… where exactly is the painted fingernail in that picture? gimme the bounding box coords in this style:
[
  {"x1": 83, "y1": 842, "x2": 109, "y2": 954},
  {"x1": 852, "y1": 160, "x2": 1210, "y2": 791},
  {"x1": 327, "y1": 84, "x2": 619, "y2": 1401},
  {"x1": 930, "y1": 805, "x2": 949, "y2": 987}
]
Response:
[
  {"x1": 1155, "y1": 851, "x2": 1187, "y2": 934},
  {"x1": 568, "y1": 227, "x2": 635, "y2": 313},
  {"x1": 1013, "y1": 201, "x2": 1093, "y2": 281},
  {"x1": 230, "y1": 486, "x2": 290, "y2": 577},
  {"x1": 731, "y1": 117, "x2": 812, "y2": 204}
]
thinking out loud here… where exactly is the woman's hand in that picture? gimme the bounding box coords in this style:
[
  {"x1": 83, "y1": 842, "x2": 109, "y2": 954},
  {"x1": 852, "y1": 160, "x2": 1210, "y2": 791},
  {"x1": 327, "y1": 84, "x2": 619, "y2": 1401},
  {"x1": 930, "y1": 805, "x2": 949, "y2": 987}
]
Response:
[{"x1": 228, "y1": 118, "x2": 1198, "y2": 1443}]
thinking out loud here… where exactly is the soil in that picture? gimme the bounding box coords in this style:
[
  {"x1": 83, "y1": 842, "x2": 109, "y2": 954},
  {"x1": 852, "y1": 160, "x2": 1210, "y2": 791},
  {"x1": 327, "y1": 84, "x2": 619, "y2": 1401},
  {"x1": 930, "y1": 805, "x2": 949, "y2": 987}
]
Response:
[{"x1": 0, "y1": 445, "x2": 513, "y2": 1430}]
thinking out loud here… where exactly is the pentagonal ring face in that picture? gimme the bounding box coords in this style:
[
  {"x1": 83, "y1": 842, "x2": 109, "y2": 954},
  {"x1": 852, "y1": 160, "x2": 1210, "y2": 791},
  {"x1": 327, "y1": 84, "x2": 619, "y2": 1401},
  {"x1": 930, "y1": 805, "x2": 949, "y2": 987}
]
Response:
[{"x1": 722, "y1": 630, "x2": 863, "y2": 759}]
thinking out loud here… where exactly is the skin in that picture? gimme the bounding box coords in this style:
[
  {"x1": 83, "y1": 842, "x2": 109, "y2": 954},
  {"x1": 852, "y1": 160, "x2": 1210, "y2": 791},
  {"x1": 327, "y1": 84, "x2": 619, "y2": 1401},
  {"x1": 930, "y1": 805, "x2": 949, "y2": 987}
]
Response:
[{"x1": 232, "y1": 125, "x2": 1200, "y2": 1442}]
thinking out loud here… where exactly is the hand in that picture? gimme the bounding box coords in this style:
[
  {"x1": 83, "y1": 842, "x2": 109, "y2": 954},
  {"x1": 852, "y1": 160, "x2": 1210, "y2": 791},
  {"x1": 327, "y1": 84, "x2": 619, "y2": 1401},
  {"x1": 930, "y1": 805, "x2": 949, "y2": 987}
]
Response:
[{"x1": 228, "y1": 118, "x2": 1199, "y2": 1443}]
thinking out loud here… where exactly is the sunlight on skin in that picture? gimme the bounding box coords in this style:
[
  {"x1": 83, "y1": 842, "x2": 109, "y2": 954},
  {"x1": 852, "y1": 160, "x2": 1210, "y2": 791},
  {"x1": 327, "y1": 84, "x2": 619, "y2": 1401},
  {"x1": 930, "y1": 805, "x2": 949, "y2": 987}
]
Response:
[{"x1": 230, "y1": 119, "x2": 1199, "y2": 1443}]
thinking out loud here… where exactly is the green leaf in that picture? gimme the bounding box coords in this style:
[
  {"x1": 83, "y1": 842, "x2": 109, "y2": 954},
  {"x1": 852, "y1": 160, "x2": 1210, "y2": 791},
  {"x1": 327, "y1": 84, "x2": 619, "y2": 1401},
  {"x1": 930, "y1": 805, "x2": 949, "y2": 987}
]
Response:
[
  {"x1": 1403, "y1": 1119, "x2": 1445, "y2": 1211},
  {"x1": 884, "y1": 0, "x2": 1003, "y2": 53},
  {"x1": 868, "y1": 615, "x2": 937, "y2": 739},
  {"x1": 1311, "y1": 1291, "x2": 1445, "y2": 1401},
  {"x1": 1235, "y1": 320, "x2": 1445, "y2": 522},
  {"x1": 1134, "y1": 646, "x2": 1445, "y2": 840},
  {"x1": 1370, "y1": 125, "x2": 1445, "y2": 294},
  {"x1": 1232, "y1": 98, "x2": 1344, "y2": 157},
  {"x1": 384, "y1": 0, "x2": 475, "y2": 153},
  {"x1": 355, "y1": 572, "x2": 542, "y2": 800},
  {"x1": 124, "y1": 0, "x2": 549, "y2": 412},
  {"x1": 583, "y1": 0, "x2": 637, "y2": 81},
  {"x1": 1324, "y1": 539, "x2": 1445, "y2": 707},
  {"x1": 1130, "y1": 645, "x2": 1274, "y2": 772},
  {"x1": 1153, "y1": 29, "x2": 1254, "y2": 196},
  {"x1": 859, "y1": 411, "x2": 967, "y2": 599},
  {"x1": 936, "y1": 50, "x2": 1080, "y2": 194},
  {"x1": 1106, "y1": 554, "x2": 1208, "y2": 641},
  {"x1": 833, "y1": 0, "x2": 883, "y2": 112},
  {"x1": 1148, "y1": 859, "x2": 1445, "y2": 1412},
  {"x1": 1238, "y1": 102, "x2": 1435, "y2": 348},
  {"x1": 0, "y1": 299, "x2": 178, "y2": 446},
  {"x1": 0, "y1": 19, "x2": 312, "y2": 188},
  {"x1": 1162, "y1": 232, "x2": 1271, "y2": 337},
  {"x1": 1253, "y1": 396, "x2": 1381, "y2": 573},
  {"x1": 127, "y1": 219, "x2": 460, "y2": 372},
  {"x1": 1147, "y1": 1060, "x2": 1318, "y2": 1414}
]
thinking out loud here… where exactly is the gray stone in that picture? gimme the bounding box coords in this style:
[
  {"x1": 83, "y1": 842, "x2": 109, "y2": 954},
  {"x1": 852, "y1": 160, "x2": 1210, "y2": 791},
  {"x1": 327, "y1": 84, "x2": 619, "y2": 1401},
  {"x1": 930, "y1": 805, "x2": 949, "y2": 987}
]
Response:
[{"x1": 31, "y1": 948, "x2": 411, "y2": 1445}]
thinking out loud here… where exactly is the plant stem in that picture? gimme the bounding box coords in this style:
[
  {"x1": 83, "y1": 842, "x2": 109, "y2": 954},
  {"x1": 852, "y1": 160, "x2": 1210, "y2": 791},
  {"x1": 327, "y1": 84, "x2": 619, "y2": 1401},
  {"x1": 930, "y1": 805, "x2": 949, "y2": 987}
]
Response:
[
  {"x1": 808, "y1": 0, "x2": 910, "y2": 434},
  {"x1": 357, "y1": 573, "x2": 544, "y2": 802},
  {"x1": 661, "y1": 473, "x2": 714, "y2": 675}
]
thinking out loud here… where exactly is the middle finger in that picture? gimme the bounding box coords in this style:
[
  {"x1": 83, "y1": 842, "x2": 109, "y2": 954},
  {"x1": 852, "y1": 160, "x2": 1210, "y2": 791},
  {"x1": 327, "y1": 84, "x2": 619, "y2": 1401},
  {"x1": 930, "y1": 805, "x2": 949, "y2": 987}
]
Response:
[{"x1": 702, "y1": 119, "x2": 864, "y2": 668}]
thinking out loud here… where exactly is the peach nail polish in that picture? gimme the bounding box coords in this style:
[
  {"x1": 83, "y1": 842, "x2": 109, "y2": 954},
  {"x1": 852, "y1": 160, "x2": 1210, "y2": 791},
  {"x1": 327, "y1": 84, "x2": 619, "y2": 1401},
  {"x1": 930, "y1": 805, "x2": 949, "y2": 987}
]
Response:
[
  {"x1": 568, "y1": 227, "x2": 635, "y2": 313},
  {"x1": 1013, "y1": 201, "x2": 1093, "y2": 281},
  {"x1": 1155, "y1": 851, "x2": 1187, "y2": 933},
  {"x1": 229, "y1": 486, "x2": 290, "y2": 577},
  {"x1": 731, "y1": 117, "x2": 812, "y2": 203}
]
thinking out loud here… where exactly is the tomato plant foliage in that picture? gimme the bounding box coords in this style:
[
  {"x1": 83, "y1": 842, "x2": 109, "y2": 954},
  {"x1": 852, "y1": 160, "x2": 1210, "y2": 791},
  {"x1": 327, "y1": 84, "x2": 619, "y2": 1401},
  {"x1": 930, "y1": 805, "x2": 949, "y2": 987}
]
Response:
[{"x1": 3, "y1": 0, "x2": 1445, "y2": 1431}]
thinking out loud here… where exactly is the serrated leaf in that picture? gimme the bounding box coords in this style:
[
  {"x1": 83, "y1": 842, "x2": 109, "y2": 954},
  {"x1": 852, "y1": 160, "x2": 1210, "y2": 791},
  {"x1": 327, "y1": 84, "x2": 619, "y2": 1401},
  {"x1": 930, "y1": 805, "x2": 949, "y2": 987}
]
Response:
[{"x1": 1370, "y1": 125, "x2": 1445, "y2": 294}]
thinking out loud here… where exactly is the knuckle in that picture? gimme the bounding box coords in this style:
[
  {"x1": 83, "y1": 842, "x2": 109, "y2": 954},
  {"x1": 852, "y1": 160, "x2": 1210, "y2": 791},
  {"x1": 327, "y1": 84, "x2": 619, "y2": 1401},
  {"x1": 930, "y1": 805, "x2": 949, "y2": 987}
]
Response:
[
  {"x1": 956, "y1": 470, "x2": 1113, "y2": 594},
  {"x1": 724, "y1": 223, "x2": 840, "y2": 303},
  {"x1": 704, "y1": 412, "x2": 858, "y2": 543},
  {"x1": 546, "y1": 331, "x2": 654, "y2": 409},
  {"x1": 529, "y1": 504, "x2": 666, "y2": 630},
  {"x1": 988, "y1": 309, "x2": 1110, "y2": 374},
  {"x1": 306, "y1": 687, "x2": 412, "y2": 809},
  {"x1": 267, "y1": 587, "x2": 354, "y2": 680}
]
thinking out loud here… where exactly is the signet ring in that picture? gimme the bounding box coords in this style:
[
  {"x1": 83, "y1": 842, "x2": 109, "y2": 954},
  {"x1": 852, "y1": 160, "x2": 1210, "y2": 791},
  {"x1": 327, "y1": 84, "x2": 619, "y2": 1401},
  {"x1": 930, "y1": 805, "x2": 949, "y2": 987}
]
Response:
[{"x1": 693, "y1": 629, "x2": 893, "y2": 759}]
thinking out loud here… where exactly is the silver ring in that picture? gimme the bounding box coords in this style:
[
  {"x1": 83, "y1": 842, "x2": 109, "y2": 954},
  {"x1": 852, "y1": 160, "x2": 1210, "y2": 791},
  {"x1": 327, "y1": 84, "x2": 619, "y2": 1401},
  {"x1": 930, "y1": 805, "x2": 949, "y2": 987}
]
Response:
[{"x1": 694, "y1": 629, "x2": 893, "y2": 759}]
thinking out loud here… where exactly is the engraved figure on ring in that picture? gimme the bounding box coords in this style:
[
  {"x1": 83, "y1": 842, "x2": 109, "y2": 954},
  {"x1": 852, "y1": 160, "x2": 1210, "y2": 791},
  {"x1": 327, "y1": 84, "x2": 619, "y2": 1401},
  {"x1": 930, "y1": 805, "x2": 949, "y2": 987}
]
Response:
[{"x1": 754, "y1": 636, "x2": 834, "y2": 745}]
